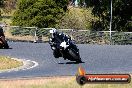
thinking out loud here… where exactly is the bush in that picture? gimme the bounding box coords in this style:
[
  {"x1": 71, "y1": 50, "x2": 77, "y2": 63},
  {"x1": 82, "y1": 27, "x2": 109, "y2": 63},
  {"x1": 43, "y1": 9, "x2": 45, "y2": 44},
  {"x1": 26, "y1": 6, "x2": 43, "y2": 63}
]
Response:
[
  {"x1": 56, "y1": 7, "x2": 96, "y2": 30},
  {"x1": 12, "y1": 0, "x2": 68, "y2": 28}
]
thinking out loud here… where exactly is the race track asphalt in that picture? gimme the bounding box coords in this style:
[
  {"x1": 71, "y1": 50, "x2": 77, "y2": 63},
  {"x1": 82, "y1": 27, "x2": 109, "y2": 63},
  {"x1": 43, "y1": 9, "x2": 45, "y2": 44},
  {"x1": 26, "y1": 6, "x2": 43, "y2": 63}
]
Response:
[{"x1": 0, "y1": 42, "x2": 132, "y2": 78}]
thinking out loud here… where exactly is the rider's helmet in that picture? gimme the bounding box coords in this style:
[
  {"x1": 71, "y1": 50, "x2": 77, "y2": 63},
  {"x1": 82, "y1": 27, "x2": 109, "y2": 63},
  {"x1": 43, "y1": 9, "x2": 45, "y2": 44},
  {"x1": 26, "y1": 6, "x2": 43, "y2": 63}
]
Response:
[
  {"x1": 49, "y1": 28, "x2": 58, "y2": 38},
  {"x1": 50, "y1": 28, "x2": 57, "y2": 34}
]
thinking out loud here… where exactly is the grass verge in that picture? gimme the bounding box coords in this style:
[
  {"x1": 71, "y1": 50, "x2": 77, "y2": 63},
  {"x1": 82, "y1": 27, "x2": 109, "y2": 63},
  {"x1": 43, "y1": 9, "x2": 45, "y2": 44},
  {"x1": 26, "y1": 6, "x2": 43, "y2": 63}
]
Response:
[
  {"x1": 0, "y1": 56, "x2": 23, "y2": 70},
  {"x1": 0, "y1": 76, "x2": 131, "y2": 88}
]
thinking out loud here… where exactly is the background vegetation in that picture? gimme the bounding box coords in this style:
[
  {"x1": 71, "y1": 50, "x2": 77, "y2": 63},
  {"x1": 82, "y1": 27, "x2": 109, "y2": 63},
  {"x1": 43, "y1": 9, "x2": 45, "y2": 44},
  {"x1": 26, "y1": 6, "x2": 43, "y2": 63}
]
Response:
[
  {"x1": 85, "y1": 0, "x2": 132, "y2": 32},
  {"x1": 0, "y1": 0, "x2": 131, "y2": 44},
  {"x1": 12, "y1": 0, "x2": 68, "y2": 28},
  {"x1": 57, "y1": 7, "x2": 96, "y2": 30},
  {"x1": 1, "y1": 0, "x2": 131, "y2": 31}
]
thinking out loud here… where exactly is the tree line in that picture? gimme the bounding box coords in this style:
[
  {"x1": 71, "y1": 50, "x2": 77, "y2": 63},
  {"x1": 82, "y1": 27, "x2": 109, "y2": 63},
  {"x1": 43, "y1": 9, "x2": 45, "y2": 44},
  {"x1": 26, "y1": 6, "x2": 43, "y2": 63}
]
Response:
[
  {"x1": 0, "y1": 0, "x2": 132, "y2": 31},
  {"x1": 86, "y1": 0, "x2": 132, "y2": 32}
]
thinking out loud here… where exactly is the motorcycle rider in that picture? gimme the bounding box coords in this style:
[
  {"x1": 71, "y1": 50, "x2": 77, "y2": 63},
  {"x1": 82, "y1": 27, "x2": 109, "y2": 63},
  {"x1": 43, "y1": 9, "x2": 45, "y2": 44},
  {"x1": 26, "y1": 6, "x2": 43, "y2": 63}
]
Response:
[
  {"x1": 0, "y1": 26, "x2": 5, "y2": 37},
  {"x1": 0, "y1": 26, "x2": 9, "y2": 49},
  {"x1": 49, "y1": 28, "x2": 71, "y2": 49},
  {"x1": 49, "y1": 28, "x2": 82, "y2": 62},
  {"x1": 0, "y1": 27, "x2": 4, "y2": 48}
]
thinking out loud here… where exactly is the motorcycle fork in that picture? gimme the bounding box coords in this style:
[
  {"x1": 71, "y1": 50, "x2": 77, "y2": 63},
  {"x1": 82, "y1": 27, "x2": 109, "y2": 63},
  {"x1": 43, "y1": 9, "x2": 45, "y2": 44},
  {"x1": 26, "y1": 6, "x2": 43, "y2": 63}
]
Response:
[{"x1": 60, "y1": 49, "x2": 67, "y2": 60}]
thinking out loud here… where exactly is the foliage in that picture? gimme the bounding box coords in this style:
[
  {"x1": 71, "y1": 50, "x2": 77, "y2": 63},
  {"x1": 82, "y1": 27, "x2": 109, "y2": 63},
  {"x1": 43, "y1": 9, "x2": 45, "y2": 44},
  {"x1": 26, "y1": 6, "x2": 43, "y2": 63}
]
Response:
[
  {"x1": 57, "y1": 29, "x2": 132, "y2": 45},
  {"x1": 78, "y1": 0, "x2": 87, "y2": 6},
  {"x1": 85, "y1": 0, "x2": 132, "y2": 32},
  {"x1": 12, "y1": 0, "x2": 68, "y2": 28},
  {"x1": 37, "y1": 28, "x2": 50, "y2": 36},
  {"x1": 57, "y1": 7, "x2": 96, "y2": 30},
  {"x1": 0, "y1": 0, "x2": 4, "y2": 20},
  {"x1": 112, "y1": 32, "x2": 132, "y2": 45},
  {"x1": 0, "y1": 0, "x2": 4, "y2": 8},
  {"x1": 11, "y1": 27, "x2": 50, "y2": 37},
  {"x1": 0, "y1": 0, "x2": 17, "y2": 15},
  {"x1": 2, "y1": 0, "x2": 17, "y2": 14},
  {"x1": 10, "y1": 27, "x2": 132, "y2": 45},
  {"x1": 11, "y1": 27, "x2": 30, "y2": 36}
]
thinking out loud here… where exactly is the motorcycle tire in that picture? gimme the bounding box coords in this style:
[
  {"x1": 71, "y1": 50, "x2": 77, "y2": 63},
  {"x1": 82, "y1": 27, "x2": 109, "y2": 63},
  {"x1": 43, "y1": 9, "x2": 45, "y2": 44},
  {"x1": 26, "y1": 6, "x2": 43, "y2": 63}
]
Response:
[
  {"x1": 68, "y1": 49, "x2": 82, "y2": 62},
  {"x1": 53, "y1": 49, "x2": 61, "y2": 58},
  {"x1": 3, "y1": 41, "x2": 9, "y2": 49},
  {"x1": 0, "y1": 36, "x2": 9, "y2": 49}
]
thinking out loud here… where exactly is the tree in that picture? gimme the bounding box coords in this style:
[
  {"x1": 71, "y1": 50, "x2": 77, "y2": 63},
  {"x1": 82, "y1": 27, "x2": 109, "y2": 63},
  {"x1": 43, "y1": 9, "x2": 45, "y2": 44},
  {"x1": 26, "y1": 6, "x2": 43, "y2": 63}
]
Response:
[
  {"x1": 2, "y1": 0, "x2": 17, "y2": 14},
  {"x1": 0, "y1": 0, "x2": 4, "y2": 7},
  {"x1": 57, "y1": 7, "x2": 95, "y2": 30},
  {"x1": 86, "y1": 0, "x2": 132, "y2": 32},
  {"x1": 0, "y1": 0, "x2": 17, "y2": 17},
  {"x1": 0, "y1": 0, "x2": 4, "y2": 20},
  {"x1": 12, "y1": 0, "x2": 68, "y2": 28}
]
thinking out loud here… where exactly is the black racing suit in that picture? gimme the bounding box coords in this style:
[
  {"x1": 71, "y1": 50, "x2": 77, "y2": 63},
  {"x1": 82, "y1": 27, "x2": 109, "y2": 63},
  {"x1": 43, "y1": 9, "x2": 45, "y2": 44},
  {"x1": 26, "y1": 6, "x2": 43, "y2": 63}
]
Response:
[{"x1": 0, "y1": 27, "x2": 4, "y2": 37}]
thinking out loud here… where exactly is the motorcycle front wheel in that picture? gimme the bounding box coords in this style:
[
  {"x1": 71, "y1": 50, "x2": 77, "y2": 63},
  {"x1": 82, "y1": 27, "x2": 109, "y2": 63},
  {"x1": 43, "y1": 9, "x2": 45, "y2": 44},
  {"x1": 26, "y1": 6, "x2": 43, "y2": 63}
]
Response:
[
  {"x1": 53, "y1": 49, "x2": 61, "y2": 58},
  {"x1": 0, "y1": 39, "x2": 9, "y2": 49},
  {"x1": 68, "y1": 49, "x2": 82, "y2": 62},
  {"x1": 3, "y1": 41, "x2": 9, "y2": 49}
]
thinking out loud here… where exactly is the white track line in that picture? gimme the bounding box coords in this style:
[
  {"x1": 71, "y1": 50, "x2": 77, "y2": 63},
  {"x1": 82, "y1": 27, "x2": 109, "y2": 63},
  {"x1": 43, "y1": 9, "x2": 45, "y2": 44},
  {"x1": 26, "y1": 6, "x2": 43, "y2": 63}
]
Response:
[
  {"x1": 22, "y1": 60, "x2": 39, "y2": 70},
  {"x1": 0, "y1": 58, "x2": 39, "y2": 73}
]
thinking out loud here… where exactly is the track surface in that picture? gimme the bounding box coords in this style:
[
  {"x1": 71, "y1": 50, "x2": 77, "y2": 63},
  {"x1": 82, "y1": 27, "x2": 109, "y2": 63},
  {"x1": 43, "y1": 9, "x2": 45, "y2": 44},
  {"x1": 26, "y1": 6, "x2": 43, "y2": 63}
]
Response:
[{"x1": 0, "y1": 42, "x2": 132, "y2": 78}]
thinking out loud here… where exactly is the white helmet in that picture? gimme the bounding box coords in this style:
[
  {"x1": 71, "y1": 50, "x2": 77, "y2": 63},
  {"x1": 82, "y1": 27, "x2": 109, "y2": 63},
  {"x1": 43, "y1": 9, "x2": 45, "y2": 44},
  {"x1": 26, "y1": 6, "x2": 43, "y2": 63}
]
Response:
[{"x1": 49, "y1": 28, "x2": 57, "y2": 34}]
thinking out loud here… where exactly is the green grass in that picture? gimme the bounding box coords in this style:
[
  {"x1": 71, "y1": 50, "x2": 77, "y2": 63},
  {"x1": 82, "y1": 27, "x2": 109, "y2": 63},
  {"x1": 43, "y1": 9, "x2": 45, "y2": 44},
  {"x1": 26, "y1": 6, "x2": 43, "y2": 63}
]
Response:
[
  {"x1": 0, "y1": 56, "x2": 23, "y2": 70},
  {"x1": 0, "y1": 77, "x2": 131, "y2": 88},
  {"x1": 27, "y1": 81, "x2": 132, "y2": 88}
]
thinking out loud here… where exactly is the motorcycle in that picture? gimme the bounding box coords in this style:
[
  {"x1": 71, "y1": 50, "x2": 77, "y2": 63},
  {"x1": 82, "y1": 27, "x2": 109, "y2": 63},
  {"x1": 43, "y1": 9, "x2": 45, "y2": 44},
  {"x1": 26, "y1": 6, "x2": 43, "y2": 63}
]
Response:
[
  {"x1": 0, "y1": 36, "x2": 9, "y2": 49},
  {"x1": 49, "y1": 29, "x2": 82, "y2": 63},
  {"x1": 0, "y1": 27, "x2": 9, "y2": 49}
]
